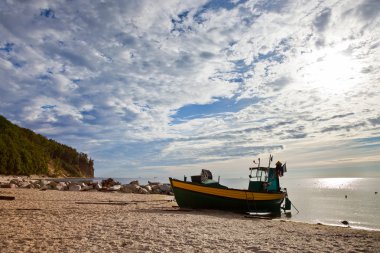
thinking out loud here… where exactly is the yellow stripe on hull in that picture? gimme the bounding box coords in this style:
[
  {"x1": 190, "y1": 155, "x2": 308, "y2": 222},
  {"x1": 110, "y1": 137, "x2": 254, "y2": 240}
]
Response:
[{"x1": 171, "y1": 179, "x2": 285, "y2": 201}]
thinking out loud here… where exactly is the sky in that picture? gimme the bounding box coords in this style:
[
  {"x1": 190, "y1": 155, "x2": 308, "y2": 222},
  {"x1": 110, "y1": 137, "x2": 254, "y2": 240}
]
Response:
[{"x1": 0, "y1": 0, "x2": 379, "y2": 179}]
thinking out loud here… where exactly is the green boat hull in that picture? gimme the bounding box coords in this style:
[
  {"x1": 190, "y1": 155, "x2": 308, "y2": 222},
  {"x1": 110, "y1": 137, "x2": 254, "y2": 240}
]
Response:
[{"x1": 170, "y1": 178, "x2": 284, "y2": 213}]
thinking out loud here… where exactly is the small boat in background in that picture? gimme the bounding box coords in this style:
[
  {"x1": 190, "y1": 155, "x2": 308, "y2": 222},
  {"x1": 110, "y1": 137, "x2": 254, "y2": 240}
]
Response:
[{"x1": 169, "y1": 155, "x2": 291, "y2": 214}]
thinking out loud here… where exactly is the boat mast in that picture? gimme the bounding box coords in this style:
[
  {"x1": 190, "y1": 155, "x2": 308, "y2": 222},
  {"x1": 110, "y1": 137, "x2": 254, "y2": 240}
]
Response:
[{"x1": 268, "y1": 154, "x2": 273, "y2": 169}]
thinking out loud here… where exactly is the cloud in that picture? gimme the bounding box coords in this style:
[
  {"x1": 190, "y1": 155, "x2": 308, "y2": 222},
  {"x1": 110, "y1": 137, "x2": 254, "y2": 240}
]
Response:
[
  {"x1": 355, "y1": 0, "x2": 380, "y2": 21},
  {"x1": 0, "y1": 0, "x2": 379, "y2": 177},
  {"x1": 368, "y1": 116, "x2": 380, "y2": 126},
  {"x1": 313, "y1": 8, "x2": 332, "y2": 32}
]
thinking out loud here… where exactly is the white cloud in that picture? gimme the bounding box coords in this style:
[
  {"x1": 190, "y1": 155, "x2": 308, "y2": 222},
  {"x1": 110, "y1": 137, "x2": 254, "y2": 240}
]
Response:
[{"x1": 0, "y1": 0, "x2": 379, "y2": 177}]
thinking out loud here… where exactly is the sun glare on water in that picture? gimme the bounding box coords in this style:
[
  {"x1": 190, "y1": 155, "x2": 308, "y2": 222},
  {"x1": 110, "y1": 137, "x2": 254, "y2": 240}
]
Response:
[{"x1": 317, "y1": 178, "x2": 360, "y2": 189}]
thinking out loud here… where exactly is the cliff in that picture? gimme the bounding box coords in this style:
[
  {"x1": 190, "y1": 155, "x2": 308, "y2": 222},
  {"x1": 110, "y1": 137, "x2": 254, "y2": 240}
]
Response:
[{"x1": 0, "y1": 115, "x2": 94, "y2": 177}]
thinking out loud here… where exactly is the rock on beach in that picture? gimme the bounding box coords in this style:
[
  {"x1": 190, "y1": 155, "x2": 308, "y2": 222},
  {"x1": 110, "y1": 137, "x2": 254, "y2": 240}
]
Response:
[{"x1": 0, "y1": 176, "x2": 173, "y2": 195}]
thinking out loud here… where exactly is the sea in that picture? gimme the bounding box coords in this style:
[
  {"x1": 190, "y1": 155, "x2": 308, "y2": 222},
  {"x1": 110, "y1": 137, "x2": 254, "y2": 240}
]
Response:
[{"x1": 93, "y1": 176, "x2": 380, "y2": 231}]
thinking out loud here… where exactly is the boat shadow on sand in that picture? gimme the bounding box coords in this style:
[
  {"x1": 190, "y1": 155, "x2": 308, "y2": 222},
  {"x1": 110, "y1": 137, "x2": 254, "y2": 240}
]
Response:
[{"x1": 131, "y1": 205, "x2": 286, "y2": 221}]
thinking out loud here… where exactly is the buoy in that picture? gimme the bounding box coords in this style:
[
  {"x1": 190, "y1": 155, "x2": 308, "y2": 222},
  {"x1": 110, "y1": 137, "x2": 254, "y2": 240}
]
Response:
[
  {"x1": 341, "y1": 220, "x2": 349, "y2": 225},
  {"x1": 345, "y1": 195, "x2": 347, "y2": 199},
  {"x1": 375, "y1": 192, "x2": 378, "y2": 195}
]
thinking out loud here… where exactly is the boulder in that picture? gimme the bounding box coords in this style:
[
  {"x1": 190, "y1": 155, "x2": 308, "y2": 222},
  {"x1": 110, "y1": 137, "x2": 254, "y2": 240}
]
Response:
[
  {"x1": 10, "y1": 178, "x2": 22, "y2": 187},
  {"x1": 38, "y1": 180, "x2": 50, "y2": 187},
  {"x1": 81, "y1": 185, "x2": 94, "y2": 191},
  {"x1": 120, "y1": 184, "x2": 140, "y2": 193},
  {"x1": 101, "y1": 178, "x2": 120, "y2": 188},
  {"x1": 94, "y1": 183, "x2": 102, "y2": 190},
  {"x1": 120, "y1": 185, "x2": 133, "y2": 193},
  {"x1": 33, "y1": 182, "x2": 41, "y2": 189},
  {"x1": 48, "y1": 181, "x2": 58, "y2": 189},
  {"x1": 143, "y1": 185, "x2": 152, "y2": 192},
  {"x1": 151, "y1": 185, "x2": 161, "y2": 194},
  {"x1": 10, "y1": 183, "x2": 18, "y2": 189},
  {"x1": 25, "y1": 183, "x2": 35, "y2": 189},
  {"x1": 55, "y1": 184, "x2": 65, "y2": 191},
  {"x1": 148, "y1": 181, "x2": 160, "y2": 186},
  {"x1": 159, "y1": 184, "x2": 171, "y2": 193},
  {"x1": 130, "y1": 180, "x2": 139, "y2": 185},
  {"x1": 19, "y1": 181, "x2": 32, "y2": 188},
  {"x1": 108, "y1": 185, "x2": 121, "y2": 191},
  {"x1": 152, "y1": 187, "x2": 161, "y2": 194},
  {"x1": 138, "y1": 188, "x2": 149, "y2": 194},
  {"x1": 68, "y1": 184, "x2": 81, "y2": 191}
]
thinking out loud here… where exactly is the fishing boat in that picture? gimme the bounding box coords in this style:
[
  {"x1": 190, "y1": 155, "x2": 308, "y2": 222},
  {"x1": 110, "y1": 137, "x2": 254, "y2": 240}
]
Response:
[{"x1": 169, "y1": 155, "x2": 291, "y2": 214}]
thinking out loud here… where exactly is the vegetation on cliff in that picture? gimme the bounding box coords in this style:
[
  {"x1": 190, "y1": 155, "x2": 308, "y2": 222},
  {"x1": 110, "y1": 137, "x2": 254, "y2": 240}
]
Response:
[{"x1": 0, "y1": 115, "x2": 94, "y2": 177}]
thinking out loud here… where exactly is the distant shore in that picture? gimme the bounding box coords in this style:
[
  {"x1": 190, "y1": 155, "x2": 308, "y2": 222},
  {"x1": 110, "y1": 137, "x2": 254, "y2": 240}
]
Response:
[{"x1": 1, "y1": 176, "x2": 380, "y2": 252}]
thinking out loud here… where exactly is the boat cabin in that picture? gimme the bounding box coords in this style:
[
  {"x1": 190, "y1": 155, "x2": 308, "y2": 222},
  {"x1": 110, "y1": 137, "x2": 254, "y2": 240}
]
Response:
[{"x1": 248, "y1": 166, "x2": 280, "y2": 192}]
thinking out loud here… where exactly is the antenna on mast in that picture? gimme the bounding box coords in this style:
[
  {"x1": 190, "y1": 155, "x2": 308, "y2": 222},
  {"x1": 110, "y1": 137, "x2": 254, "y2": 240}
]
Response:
[{"x1": 268, "y1": 154, "x2": 273, "y2": 169}]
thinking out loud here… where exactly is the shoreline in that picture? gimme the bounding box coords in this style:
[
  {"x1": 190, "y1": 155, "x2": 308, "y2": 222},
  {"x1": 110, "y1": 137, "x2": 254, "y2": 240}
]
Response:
[{"x1": 277, "y1": 218, "x2": 380, "y2": 232}]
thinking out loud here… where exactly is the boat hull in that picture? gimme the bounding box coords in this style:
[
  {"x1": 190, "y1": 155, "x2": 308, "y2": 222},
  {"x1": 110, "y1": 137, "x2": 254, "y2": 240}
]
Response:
[{"x1": 169, "y1": 178, "x2": 285, "y2": 213}]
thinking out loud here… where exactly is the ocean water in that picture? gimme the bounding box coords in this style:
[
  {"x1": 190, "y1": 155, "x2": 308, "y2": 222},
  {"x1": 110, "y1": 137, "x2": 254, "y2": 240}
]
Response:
[
  {"x1": 93, "y1": 176, "x2": 380, "y2": 230},
  {"x1": 223, "y1": 177, "x2": 380, "y2": 231}
]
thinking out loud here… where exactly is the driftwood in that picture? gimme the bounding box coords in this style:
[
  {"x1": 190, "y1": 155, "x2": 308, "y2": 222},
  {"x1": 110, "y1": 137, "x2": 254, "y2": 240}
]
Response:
[{"x1": 0, "y1": 196, "x2": 15, "y2": 200}]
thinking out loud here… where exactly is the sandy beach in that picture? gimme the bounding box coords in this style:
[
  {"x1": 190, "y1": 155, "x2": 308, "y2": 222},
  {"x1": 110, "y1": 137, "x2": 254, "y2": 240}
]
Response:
[{"x1": 0, "y1": 188, "x2": 379, "y2": 253}]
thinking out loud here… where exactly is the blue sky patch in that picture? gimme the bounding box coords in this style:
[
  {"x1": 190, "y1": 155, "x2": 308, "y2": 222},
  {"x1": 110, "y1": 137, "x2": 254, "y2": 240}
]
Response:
[
  {"x1": 201, "y1": 0, "x2": 248, "y2": 11},
  {"x1": 72, "y1": 79, "x2": 81, "y2": 84},
  {"x1": 40, "y1": 8, "x2": 55, "y2": 18},
  {"x1": 0, "y1": 42, "x2": 14, "y2": 53},
  {"x1": 41, "y1": 104, "x2": 57, "y2": 110},
  {"x1": 193, "y1": 0, "x2": 248, "y2": 24},
  {"x1": 171, "y1": 96, "x2": 259, "y2": 124},
  {"x1": 8, "y1": 58, "x2": 25, "y2": 68}
]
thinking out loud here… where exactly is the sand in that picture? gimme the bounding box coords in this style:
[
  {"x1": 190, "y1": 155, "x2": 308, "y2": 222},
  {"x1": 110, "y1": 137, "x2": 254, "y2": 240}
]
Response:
[{"x1": 1, "y1": 188, "x2": 379, "y2": 253}]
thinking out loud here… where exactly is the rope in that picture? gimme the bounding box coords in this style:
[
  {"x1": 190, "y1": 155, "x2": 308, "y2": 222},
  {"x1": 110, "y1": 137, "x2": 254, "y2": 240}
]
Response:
[{"x1": 291, "y1": 201, "x2": 300, "y2": 214}]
